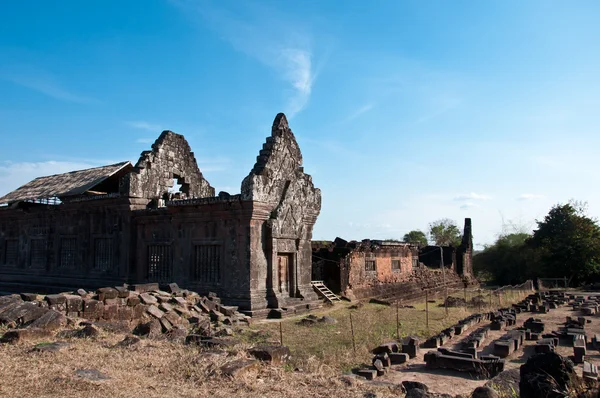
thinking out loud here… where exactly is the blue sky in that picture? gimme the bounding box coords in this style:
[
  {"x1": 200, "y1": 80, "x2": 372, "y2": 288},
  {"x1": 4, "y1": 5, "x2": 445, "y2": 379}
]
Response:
[{"x1": 1, "y1": 1, "x2": 600, "y2": 247}]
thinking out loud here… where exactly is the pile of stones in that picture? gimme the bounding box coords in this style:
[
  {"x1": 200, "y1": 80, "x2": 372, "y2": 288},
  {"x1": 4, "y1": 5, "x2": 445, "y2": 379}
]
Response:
[
  {"x1": 356, "y1": 337, "x2": 420, "y2": 380},
  {"x1": 570, "y1": 294, "x2": 600, "y2": 316},
  {"x1": 0, "y1": 282, "x2": 251, "y2": 343},
  {"x1": 513, "y1": 291, "x2": 567, "y2": 314},
  {"x1": 490, "y1": 308, "x2": 517, "y2": 330}
]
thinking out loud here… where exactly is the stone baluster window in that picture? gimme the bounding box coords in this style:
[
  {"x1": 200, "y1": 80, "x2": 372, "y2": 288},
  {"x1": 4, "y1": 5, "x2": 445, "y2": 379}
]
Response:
[
  {"x1": 59, "y1": 238, "x2": 77, "y2": 269},
  {"x1": 148, "y1": 244, "x2": 172, "y2": 281},
  {"x1": 192, "y1": 245, "x2": 221, "y2": 283}
]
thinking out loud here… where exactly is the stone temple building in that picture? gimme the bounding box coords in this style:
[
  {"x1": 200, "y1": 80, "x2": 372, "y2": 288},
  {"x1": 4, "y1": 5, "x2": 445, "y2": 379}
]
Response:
[
  {"x1": 0, "y1": 113, "x2": 321, "y2": 317},
  {"x1": 312, "y1": 219, "x2": 474, "y2": 301}
]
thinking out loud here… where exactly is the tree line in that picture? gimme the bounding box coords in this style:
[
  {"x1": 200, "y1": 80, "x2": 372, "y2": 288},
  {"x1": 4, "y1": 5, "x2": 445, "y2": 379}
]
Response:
[
  {"x1": 473, "y1": 201, "x2": 600, "y2": 286},
  {"x1": 401, "y1": 218, "x2": 463, "y2": 247}
]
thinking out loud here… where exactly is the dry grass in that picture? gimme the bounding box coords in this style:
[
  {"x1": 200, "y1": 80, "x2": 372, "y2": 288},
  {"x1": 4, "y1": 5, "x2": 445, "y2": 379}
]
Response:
[
  {"x1": 0, "y1": 330, "x2": 400, "y2": 398},
  {"x1": 249, "y1": 289, "x2": 531, "y2": 372},
  {"x1": 0, "y1": 288, "x2": 530, "y2": 398}
]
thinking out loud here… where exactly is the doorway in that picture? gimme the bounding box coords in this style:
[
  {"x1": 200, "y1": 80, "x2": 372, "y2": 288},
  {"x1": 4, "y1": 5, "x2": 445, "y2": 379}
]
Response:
[{"x1": 277, "y1": 253, "x2": 294, "y2": 297}]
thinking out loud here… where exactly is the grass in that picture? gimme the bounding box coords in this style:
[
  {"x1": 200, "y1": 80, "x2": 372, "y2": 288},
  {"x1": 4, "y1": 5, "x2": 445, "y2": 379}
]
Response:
[
  {"x1": 248, "y1": 288, "x2": 531, "y2": 372},
  {"x1": 0, "y1": 288, "x2": 531, "y2": 398}
]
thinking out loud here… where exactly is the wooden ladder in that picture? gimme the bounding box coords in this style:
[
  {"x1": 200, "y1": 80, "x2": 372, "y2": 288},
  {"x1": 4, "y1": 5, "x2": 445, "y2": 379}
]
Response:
[{"x1": 311, "y1": 281, "x2": 342, "y2": 303}]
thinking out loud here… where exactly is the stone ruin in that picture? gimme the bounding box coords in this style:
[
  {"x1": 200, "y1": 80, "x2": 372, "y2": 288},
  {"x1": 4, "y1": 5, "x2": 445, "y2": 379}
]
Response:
[{"x1": 0, "y1": 113, "x2": 321, "y2": 318}]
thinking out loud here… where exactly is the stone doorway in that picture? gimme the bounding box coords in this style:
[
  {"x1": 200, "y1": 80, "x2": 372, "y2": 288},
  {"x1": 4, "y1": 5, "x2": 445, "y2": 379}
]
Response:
[{"x1": 277, "y1": 253, "x2": 294, "y2": 297}]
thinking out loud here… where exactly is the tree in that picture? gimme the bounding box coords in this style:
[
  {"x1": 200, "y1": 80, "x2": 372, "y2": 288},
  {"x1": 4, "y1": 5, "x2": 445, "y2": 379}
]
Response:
[
  {"x1": 429, "y1": 219, "x2": 462, "y2": 246},
  {"x1": 403, "y1": 230, "x2": 428, "y2": 247},
  {"x1": 473, "y1": 232, "x2": 538, "y2": 285},
  {"x1": 527, "y1": 202, "x2": 600, "y2": 285}
]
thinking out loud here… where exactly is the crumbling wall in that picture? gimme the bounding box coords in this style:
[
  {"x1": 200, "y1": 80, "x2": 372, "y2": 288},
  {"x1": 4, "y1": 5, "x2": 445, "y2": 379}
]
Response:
[
  {"x1": 124, "y1": 131, "x2": 214, "y2": 200},
  {"x1": 347, "y1": 266, "x2": 467, "y2": 302},
  {"x1": 457, "y1": 218, "x2": 473, "y2": 276}
]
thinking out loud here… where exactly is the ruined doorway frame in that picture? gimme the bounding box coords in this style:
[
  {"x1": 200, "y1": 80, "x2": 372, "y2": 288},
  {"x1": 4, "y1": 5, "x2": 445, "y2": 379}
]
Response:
[{"x1": 277, "y1": 253, "x2": 295, "y2": 297}]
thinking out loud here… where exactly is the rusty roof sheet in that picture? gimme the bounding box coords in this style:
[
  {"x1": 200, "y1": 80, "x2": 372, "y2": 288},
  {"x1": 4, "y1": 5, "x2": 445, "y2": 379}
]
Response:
[{"x1": 0, "y1": 161, "x2": 132, "y2": 204}]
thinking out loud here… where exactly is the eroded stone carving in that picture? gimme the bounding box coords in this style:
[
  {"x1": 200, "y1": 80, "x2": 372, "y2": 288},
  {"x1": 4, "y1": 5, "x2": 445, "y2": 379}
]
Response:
[
  {"x1": 241, "y1": 113, "x2": 321, "y2": 221},
  {"x1": 124, "y1": 131, "x2": 214, "y2": 200}
]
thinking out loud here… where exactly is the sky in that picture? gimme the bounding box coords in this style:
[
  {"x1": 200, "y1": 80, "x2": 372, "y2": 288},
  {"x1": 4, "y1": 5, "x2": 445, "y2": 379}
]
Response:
[{"x1": 1, "y1": 1, "x2": 600, "y2": 248}]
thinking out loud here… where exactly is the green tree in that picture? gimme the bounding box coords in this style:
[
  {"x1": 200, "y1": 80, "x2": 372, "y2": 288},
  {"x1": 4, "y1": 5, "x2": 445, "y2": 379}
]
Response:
[
  {"x1": 402, "y1": 230, "x2": 428, "y2": 247},
  {"x1": 527, "y1": 202, "x2": 600, "y2": 285},
  {"x1": 429, "y1": 219, "x2": 462, "y2": 246},
  {"x1": 473, "y1": 232, "x2": 538, "y2": 285}
]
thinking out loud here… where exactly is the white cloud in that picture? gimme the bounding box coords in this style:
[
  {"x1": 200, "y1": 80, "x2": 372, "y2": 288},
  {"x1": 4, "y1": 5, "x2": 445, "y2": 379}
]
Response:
[
  {"x1": 171, "y1": 1, "x2": 316, "y2": 117},
  {"x1": 454, "y1": 192, "x2": 492, "y2": 201},
  {"x1": 518, "y1": 193, "x2": 545, "y2": 201},
  {"x1": 346, "y1": 104, "x2": 374, "y2": 121},
  {"x1": 135, "y1": 138, "x2": 155, "y2": 144},
  {"x1": 127, "y1": 121, "x2": 164, "y2": 132}
]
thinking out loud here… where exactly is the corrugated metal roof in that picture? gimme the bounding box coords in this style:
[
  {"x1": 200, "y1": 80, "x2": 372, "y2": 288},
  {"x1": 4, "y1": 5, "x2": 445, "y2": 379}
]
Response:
[{"x1": 0, "y1": 161, "x2": 132, "y2": 204}]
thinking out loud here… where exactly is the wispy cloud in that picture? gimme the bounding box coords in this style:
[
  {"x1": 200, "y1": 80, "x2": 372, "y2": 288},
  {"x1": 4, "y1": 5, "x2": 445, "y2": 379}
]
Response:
[
  {"x1": 518, "y1": 193, "x2": 545, "y2": 201},
  {"x1": 5, "y1": 72, "x2": 96, "y2": 103},
  {"x1": 454, "y1": 192, "x2": 492, "y2": 201},
  {"x1": 127, "y1": 121, "x2": 164, "y2": 132},
  {"x1": 460, "y1": 202, "x2": 479, "y2": 210},
  {"x1": 346, "y1": 104, "x2": 374, "y2": 121},
  {"x1": 171, "y1": 1, "x2": 316, "y2": 117}
]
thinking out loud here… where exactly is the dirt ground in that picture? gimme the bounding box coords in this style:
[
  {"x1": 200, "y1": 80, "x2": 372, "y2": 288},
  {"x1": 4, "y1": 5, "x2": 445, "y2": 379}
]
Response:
[{"x1": 375, "y1": 293, "x2": 600, "y2": 396}]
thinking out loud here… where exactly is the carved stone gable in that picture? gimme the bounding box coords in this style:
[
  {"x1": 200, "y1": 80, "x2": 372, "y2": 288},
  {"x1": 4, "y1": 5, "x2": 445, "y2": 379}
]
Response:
[{"x1": 125, "y1": 131, "x2": 214, "y2": 200}]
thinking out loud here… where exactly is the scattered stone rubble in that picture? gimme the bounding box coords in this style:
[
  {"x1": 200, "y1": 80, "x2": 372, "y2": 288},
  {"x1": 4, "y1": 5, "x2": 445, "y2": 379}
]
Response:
[{"x1": 0, "y1": 283, "x2": 251, "y2": 344}]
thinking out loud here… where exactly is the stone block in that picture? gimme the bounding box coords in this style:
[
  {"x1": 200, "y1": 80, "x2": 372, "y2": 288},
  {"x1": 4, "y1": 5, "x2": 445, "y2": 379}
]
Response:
[
  {"x1": 163, "y1": 311, "x2": 182, "y2": 326},
  {"x1": 64, "y1": 294, "x2": 83, "y2": 312},
  {"x1": 127, "y1": 296, "x2": 141, "y2": 307},
  {"x1": 373, "y1": 352, "x2": 391, "y2": 367},
  {"x1": 373, "y1": 359, "x2": 385, "y2": 376},
  {"x1": 159, "y1": 317, "x2": 172, "y2": 333},
  {"x1": 131, "y1": 283, "x2": 159, "y2": 293},
  {"x1": 372, "y1": 342, "x2": 399, "y2": 354},
  {"x1": 583, "y1": 361, "x2": 598, "y2": 381},
  {"x1": 0, "y1": 302, "x2": 47, "y2": 326},
  {"x1": 356, "y1": 369, "x2": 377, "y2": 380},
  {"x1": 96, "y1": 287, "x2": 119, "y2": 301},
  {"x1": 29, "y1": 310, "x2": 67, "y2": 331},
  {"x1": 402, "y1": 343, "x2": 419, "y2": 359},
  {"x1": 454, "y1": 324, "x2": 466, "y2": 335},
  {"x1": 118, "y1": 306, "x2": 133, "y2": 321},
  {"x1": 172, "y1": 297, "x2": 187, "y2": 306},
  {"x1": 167, "y1": 283, "x2": 181, "y2": 294},
  {"x1": 114, "y1": 286, "x2": 130, "y2": 298},
  {"x1": 535, "y1": 342, "x2": 554, "y2": 354},
  {"x1": 220, "y1": 359, "x2": 259, "y2": 378},
  {"x1": 493, "y1": 341, "x2": 513, "y2": 358},
  {"x1": 104, "y1": 298, "x2": 120, "y2": 306},
  {"x1": 159, "y1": 303, "x2": 174, "y2": 313},
  {"x1": 389, "y1": 352, "x2": 409, "y2": 364},
  {"x1": 0, "y1": 327, "x2": 51, "y2": 343},
  {"x1": 20, "y1": 293, "x2": 42, "y2": 302},
  {"x1": 146, "y1": 305, "x2": 164, "y2": 319},
  {"x1": 219, "y1": 305, "x2": 239, "y2": 317},
  {"x1": 248, "y1": 345, "x2": 292, "y2": 364},
  {"x1": 82, "y1": 299, "x2": 104, "y2": 320},
  {"x1": 423, "y1": 335, "x2": 441, "y2": 348},
  {"x1": 102, "y1": 304, "x2": 118, "y2": 320},
  {"x1": 140, "y1": 293, "x2": 158, "y2": 305}
]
